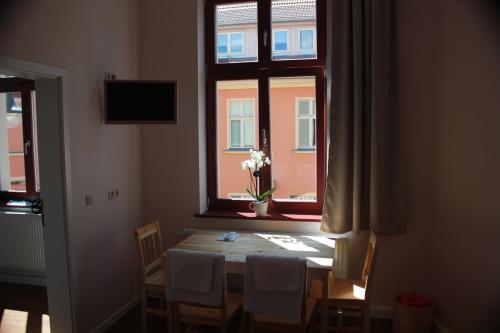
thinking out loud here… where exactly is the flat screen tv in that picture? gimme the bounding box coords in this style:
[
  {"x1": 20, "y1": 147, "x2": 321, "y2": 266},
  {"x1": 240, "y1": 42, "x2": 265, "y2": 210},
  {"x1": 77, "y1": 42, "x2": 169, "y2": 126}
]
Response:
[{"x1": 104, "y1": 80, "x2": 177, "y2": 124}]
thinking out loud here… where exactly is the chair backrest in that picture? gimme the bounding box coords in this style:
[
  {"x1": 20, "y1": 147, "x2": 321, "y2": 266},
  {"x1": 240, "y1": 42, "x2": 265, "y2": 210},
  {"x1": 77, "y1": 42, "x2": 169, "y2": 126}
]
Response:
[
  {"x1": 136, "y1": 221, "x2": 164, "y2": 280},
  {"x1": 166, "y1": 249, "x2": 227, "y2": 309},
  {"x1": 361, "y1": 230, "x2": 377, "y2": 298},
  {"x1": 244, "y1": 254, "x2": 307, "y2": 325}
]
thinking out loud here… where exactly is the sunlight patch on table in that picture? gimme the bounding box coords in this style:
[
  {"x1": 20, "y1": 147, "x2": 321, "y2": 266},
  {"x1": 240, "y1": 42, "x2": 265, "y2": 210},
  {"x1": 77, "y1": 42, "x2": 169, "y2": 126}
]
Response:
[
  {"x1": 306, "y1": 257, "x2": 333, "y2": 267},
  {"x1": 255, "y1": 233, "x2": 319, "y2": 252},
  {"x1": 303, "y1": 236, "x2": 336, "y2": 248}
]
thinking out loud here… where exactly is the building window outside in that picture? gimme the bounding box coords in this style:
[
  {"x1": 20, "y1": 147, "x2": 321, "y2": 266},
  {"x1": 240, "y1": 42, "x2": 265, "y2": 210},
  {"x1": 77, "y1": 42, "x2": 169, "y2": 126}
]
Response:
[
  {"x1": 296, "y1": 98, "x2": 316, "y2": 149},
  {"x1": 228, "y1": 99, "x2": 255, "y2": 149},
  {"x1": 273, "y1": 29, "x2": 289, "y2": 53},
  {"x1": 217, "y1": 32, "x2": 245, "y2": 57},
  {"x1": 298, "y1": 28, "x2": 315, "y2": 52}
]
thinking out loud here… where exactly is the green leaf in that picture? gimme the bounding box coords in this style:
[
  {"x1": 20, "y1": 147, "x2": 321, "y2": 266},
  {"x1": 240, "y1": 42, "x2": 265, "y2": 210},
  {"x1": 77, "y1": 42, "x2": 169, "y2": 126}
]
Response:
[{"x1": 245, "y1": 187, "x2": 256, "y2": 199}]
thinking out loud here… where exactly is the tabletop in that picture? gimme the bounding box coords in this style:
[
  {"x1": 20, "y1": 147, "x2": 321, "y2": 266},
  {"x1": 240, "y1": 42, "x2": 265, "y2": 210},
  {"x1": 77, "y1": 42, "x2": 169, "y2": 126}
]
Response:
[{"x1": 174, "y1": 229, "x2": 335, "y2": 274}]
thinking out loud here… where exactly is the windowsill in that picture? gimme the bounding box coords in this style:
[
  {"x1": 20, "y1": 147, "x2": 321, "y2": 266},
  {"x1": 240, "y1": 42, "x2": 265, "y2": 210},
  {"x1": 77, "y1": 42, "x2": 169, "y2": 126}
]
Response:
[
  {"x1": 195, "y1": 209, "x2": 321, "y2": 222},
  {"x1": 224, "y1": 148, "x2": 253, "y2": 153},
  {"x1": 293, "y1": 148, "x2": 316, "y2": 153}
]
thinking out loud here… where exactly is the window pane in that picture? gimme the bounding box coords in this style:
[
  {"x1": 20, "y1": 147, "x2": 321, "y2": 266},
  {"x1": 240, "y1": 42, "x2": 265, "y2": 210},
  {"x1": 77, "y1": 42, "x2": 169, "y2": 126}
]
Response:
[
  {"x1": 298, "y1": 119, "x2": 310, "y2": 147},
  {"x1": 273, "y1": 30, "x2": 288, "y2": 51},
  {"x1": 242, "y1": 100, "x2": 253, "y2": 116},
  {"x1": 229, "y1": 101, "x2": 241, "y2": 116},
  {"x1": 217, "y1": 34, "x2": 228, "y2": 53},
  {"x1": 216, "y1": 2, "x2": 258, "y2": 64},
  {"x1": 298, "y1": 100, "x2": 310, "y2": 115},
  {"x1": 217, "y1": 80, "x2": 259, "y2": 199},
  {"x1": 269, "y1": 77, "x2": 316, "y2": 201},
  {"x1": 271, "y1": 0, "x2": 317, "y2": 61},
  {"x1": 0, "y1": 91, "x2": 26, "y2": 192},
  {"x1": 299, "y1": 29, "x2": 314, "y2": 50},
  {"x1": 230, "y1": 120, "x2": 241, "y2": 147},
  {"x1": 230, "y1": 33, "x2": 243, "y2": 53},
  {"x1": 243, "y1": 119, "x2": 254, "y2": 147}
]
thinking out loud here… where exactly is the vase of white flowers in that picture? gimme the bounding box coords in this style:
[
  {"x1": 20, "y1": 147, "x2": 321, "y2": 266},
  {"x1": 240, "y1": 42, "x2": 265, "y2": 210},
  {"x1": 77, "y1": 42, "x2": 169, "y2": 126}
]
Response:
[{"x1": 241, "y1": 149, "x2": 275, "y2": 217}]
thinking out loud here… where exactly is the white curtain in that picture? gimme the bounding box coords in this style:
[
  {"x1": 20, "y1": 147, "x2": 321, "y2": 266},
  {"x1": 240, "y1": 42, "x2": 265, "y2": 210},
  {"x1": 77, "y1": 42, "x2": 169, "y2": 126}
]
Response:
[{"x1": 333, "y1": 238, "x2": 349, "y2": 279}]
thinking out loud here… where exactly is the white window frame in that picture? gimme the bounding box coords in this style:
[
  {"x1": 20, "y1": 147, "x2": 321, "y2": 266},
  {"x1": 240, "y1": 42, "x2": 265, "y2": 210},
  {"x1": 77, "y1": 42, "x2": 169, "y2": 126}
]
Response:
[
  {"x1": 295, "y1": 98, "x2": 316, "y2": 149},
  {"x1": 298, "y1": 28, "x2": 316, "y2": 52},
  {"x1": 217, "y1": 31, "x2": 245, "y2": 56},
  {"x1": 228, "y1": 192, "x2": 254, "y2": 200},
  {"x1": 272, "y1": 29, "x2": 289, "y2": 52},
  {"x1": 227, "y1": 98, "x2": 255, "y2": 149}
]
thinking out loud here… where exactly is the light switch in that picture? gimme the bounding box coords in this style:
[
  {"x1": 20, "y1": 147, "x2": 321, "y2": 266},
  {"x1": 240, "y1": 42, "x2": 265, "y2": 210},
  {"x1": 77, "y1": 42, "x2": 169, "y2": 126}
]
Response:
[{"x1": 85, "y1": 194, "x2": 93, "y2": 206}]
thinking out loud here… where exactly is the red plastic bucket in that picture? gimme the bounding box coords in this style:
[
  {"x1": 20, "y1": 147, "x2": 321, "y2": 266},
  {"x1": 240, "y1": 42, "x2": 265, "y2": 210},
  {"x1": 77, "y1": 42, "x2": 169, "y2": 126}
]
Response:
[{"x1": 393, "y1": 293, "x2": 433, "y2": 333}]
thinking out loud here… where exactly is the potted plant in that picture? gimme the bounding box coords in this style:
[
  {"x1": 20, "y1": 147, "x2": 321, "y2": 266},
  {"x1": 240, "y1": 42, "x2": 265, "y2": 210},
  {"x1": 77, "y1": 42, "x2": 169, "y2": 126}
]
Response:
[{"x1": 241, "y1": 149, "x2": 275, "y2": 217}]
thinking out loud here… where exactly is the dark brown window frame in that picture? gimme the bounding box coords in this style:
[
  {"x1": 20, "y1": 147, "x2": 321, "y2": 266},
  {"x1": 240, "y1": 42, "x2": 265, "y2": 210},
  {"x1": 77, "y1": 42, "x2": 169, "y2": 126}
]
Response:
[
  {"x1": 205, "y1": 0, "x2": 327, "y2": 215},
  {"x1": 0, "y1": 78, "x2": 38, "y2": 201}
]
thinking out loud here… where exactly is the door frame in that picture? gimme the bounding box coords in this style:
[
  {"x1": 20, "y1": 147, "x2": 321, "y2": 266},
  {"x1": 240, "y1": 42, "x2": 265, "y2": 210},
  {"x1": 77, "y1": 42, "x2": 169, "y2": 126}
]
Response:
[{"x1": 0, "y1": 56, "x2": 75, "y2": 333}]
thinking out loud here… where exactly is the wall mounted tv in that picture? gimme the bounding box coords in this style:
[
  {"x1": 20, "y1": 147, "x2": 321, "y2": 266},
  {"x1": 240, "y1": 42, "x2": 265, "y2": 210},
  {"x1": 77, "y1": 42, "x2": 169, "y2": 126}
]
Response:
[{"x1": 104, "y1": 80, "x2": 177, "y2": 124}]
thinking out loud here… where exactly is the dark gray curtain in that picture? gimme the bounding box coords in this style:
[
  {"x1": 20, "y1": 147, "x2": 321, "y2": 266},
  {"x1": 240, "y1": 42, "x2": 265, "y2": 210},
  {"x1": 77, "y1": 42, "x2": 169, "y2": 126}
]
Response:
[{"x1": 321, "y1": 0, "x2": 405, "y2": 235}]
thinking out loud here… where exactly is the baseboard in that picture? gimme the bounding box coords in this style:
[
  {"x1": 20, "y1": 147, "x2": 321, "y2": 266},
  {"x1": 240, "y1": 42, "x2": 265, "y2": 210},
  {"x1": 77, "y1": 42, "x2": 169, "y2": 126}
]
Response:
[
  {"x1": 369, "y1": 306, "x2": 393, "y2": 319},
  {"x1": 370, "y1": 305, "x2": 449, "y2": 333},
  {"x1": 433, "y1": 319, "x2": 449, "y2": 333},
  {"x1": 89, "y1": 295, "x2": 140, "y2": 333},
  {"x1": 0, "y1": 271, "x2": 46, "y2": 286}
]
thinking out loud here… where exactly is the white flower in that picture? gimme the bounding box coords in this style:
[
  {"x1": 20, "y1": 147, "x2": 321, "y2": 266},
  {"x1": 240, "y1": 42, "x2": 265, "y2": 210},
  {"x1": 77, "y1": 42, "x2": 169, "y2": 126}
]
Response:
[
  {"x1": 257, "y1": 160, "x2": 264, "y2": 168},
  {"x1": 265, "y1": 157, "x2": 271, "y2": 165},
  {"x1": 241, "y1": 159, "x2": 256, "y2": 171}
]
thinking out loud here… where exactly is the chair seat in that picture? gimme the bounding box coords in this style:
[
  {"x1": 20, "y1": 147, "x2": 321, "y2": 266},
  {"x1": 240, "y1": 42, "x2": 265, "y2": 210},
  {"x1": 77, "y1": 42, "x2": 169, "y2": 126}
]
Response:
[
  {"x1": 254, "y1": 297, "x2": 317, "y2": 325},
  {"x1": 178, "y1": 293, "x2": 243, "y2": 322},
  {"x1": 146, "y1": 269, "x2": 166, "y2": 289},
  {"x1": 310, "y1": 272, "x2": 367, "y2": 303}
]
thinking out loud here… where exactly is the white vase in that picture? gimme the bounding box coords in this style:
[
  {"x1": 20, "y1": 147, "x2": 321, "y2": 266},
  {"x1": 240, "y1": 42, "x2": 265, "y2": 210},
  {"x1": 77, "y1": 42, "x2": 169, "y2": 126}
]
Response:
[{"x1": 249, "y1": 200, "x2": 268, "y2": 217}]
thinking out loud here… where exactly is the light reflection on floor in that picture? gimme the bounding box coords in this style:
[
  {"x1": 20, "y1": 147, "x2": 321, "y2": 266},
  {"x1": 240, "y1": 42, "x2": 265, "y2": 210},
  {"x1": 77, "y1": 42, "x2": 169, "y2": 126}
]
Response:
[{"x1": 0, "y1": 309, "x2": 50, "y2": 333}]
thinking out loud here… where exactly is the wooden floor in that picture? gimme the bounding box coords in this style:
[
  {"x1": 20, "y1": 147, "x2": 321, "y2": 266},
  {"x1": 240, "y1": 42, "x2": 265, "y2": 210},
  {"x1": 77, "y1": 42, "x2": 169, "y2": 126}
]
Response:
[
  {"x1": 105, "y1": 305, "x2": 395, "y2": 333},
  {"x1": 0, "y1": 283, "x2": 394, "y2": 333},
  {"x1": 0, "y1": 282, "x2": 50, "y2": 333}
]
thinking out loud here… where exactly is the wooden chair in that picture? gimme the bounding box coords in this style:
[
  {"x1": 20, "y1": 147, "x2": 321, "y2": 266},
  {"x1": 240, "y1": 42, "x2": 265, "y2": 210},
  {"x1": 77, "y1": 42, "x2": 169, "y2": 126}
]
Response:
[
  {"x1": 135, "y1": 221, "x2": 166, "y2": 333},
  {"x1": 311, "y1": 230, "x2": 377, "y2": 333},
  {"x1": 245, "y1": 256, "x2": 316, "y2": 333},
  {"x1": 167, "y1": 250, "x2": 243, "y2": 333}
]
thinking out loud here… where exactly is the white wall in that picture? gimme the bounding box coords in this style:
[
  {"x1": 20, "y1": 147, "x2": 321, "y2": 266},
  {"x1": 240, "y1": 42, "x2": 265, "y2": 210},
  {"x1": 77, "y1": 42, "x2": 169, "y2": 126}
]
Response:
[
  {"x1": 431, "y1": 1, "x2": 500, "y2": 332},
  {"x1": 0, "y1": 1, "x2": 143, "y2": 332}
]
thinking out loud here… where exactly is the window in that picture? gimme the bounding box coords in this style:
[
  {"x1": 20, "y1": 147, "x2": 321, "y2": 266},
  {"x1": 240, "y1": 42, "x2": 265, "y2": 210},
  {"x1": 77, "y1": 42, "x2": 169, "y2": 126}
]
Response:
[
  {"x1": 0, "y1": 78, "x2": 39, "y2": 200},
  {"x1": 206, "y1": 0, "x2": 326, "y2": 213},
  {"x1": 217, "y1": 32, "x2": 245, "y2": 57},
  {"x1": 296, "y1": 98, "x2": 316, "y2": 149},
  {"x1": 228, "y1": 99, "x2": 255, "y2": 149},
  {"x1": 215, "y1": 2, "x2": 257, "y2": 64},
  {"x1": 299, "y1": 28, "x2": 315, "y2": 52},
  {"x1": 273, "y1": 29, "x2": 289, "y2": 52}
]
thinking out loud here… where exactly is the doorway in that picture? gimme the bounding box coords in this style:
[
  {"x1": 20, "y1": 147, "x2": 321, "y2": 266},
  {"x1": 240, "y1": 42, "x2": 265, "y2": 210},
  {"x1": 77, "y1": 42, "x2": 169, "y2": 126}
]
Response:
[{"x1": 0, "y1": 56, "x2": 75, "y2": 333}]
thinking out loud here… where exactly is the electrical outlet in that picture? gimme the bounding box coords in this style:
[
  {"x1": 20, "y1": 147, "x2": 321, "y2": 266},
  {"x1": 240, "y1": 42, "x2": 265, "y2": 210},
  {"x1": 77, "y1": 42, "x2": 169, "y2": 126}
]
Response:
[
  {"x1": 85, "y1": 194, "x2": 93, "y2": 206},
  {"x1": 107, "y1": 190, "x2": 114, "y2": 200}
]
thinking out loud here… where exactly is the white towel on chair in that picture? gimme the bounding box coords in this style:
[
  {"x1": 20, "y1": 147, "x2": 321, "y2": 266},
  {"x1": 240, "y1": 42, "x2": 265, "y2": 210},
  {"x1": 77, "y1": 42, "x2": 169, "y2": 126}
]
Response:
[
  {"x1": 166, "y1": 249, "x2": 224, "y2": 307},
  {"x1": 253, "y1": 255, "x2": 302, "y2": 291},
  {"x1": 244, "y1": 254, "x2": 306, "y2": 322}
]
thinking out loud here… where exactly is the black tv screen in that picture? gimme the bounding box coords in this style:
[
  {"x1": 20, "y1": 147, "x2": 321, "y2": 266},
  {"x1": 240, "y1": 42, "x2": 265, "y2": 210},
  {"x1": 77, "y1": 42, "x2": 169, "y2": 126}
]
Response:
[{"x1": 105, "y1": 80, "x2": 177, "y2": 124}]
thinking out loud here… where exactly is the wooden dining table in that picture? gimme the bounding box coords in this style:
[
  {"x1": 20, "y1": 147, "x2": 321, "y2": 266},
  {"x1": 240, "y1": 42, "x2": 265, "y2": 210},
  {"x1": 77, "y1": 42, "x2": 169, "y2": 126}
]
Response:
[{"x1": 173, "y1": 229, "x2": 334, "y2": 333}]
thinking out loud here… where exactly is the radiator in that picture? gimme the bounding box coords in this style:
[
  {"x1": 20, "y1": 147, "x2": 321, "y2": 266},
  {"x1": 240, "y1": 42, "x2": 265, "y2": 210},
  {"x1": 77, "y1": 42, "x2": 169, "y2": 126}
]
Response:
[{"x1": 0, "y1": 211, "x2": 46, "y2": 280}]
